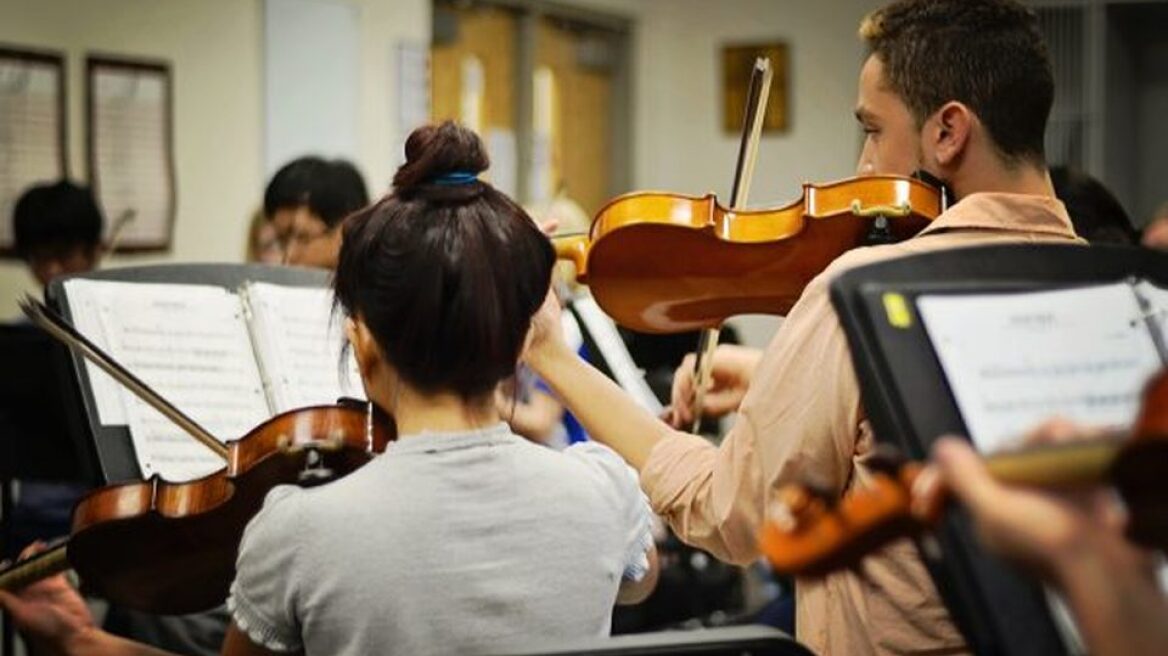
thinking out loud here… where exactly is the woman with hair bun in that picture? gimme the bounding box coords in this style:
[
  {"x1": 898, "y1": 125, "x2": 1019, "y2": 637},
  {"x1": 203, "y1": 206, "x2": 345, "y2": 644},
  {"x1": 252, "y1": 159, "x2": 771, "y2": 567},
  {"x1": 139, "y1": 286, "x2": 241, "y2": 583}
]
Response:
[{"x1": 0, "y1": 122, "x2": 659, "y2": 656}]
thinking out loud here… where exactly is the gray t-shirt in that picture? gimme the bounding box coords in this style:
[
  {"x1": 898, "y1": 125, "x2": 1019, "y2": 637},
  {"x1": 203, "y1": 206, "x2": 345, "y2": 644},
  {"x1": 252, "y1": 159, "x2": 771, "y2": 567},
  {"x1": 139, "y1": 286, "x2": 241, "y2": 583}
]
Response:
[{"x1": 228, "y1": 423, "x2": 652, "y2": 655}]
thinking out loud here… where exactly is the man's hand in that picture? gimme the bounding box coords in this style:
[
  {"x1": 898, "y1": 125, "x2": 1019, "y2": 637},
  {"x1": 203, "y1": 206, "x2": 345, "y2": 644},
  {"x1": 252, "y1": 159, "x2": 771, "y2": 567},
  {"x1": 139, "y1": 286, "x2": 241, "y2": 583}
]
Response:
[
  {"x1": 665, "y1": 344, "x2": 762, "y2": 428},
  {"x1": 0, "y1": 542, "x2": 96, "y2": 654}
]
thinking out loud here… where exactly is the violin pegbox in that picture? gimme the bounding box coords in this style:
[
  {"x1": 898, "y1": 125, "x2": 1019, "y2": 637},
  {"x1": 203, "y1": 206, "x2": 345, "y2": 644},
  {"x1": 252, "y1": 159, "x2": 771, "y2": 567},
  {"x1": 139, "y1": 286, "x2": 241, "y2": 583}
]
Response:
[{"x1": 759, "y1": 456, "x2": 930, "y2": 577}]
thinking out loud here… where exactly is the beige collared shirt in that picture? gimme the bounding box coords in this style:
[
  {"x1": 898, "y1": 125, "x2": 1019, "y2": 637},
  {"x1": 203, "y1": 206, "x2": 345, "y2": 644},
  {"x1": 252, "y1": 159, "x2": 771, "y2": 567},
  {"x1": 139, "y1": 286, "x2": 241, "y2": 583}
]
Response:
[{"x1": 641, "y1": 192, "x2": 1081, "y2": 656}]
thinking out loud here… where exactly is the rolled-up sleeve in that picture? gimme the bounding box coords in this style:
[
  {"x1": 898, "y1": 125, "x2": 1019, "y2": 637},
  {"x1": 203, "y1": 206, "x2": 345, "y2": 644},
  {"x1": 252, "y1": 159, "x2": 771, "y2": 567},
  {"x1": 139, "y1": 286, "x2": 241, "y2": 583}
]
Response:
[{"x1": 639, "y1": 266, "x2": 864, "y2": 565}]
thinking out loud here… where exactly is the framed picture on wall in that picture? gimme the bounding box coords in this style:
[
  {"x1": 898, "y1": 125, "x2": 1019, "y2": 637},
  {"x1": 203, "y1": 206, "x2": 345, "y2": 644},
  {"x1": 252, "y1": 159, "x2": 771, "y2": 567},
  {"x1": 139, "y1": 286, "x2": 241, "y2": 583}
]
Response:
[
  {"x1": 0, "y1": 45, "x2": 68, "y2": 257},
  {"x1": 86, "y1": 55, "x2": 176, "y2": 252},
  {"x1": 722, "y1": 42, "x2": 789, "y2": 134}
]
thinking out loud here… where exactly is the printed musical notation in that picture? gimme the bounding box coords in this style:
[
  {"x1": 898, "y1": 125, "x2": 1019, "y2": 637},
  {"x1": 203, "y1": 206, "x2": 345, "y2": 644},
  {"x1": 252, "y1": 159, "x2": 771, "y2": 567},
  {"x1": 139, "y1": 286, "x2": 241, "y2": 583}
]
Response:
[
  {"x1": 243, "y1": 282, "x2": 361, "y2": 412},
  {"x1": 87, "y1": 57, "x2": 174, "y2": 251},
  {"x1": 64, "y1": 280, "x2": 270, "y2": 481},
  {"x1": 0, "y1": 49, "x2": 65, "y2": 253},
  {"x1": 63, "y1": 278, "x2": 365, "y2": 480},
  {"x1": 917, "y1": 282, "x2": 1164, "y2": 453}
]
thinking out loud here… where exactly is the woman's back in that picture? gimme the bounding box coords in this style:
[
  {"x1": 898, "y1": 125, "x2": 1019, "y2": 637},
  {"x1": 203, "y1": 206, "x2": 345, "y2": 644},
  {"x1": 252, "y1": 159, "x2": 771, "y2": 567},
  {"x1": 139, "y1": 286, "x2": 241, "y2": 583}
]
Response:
[{"x1": 229, "y1": 424, "x2": 651, "y2": 655}]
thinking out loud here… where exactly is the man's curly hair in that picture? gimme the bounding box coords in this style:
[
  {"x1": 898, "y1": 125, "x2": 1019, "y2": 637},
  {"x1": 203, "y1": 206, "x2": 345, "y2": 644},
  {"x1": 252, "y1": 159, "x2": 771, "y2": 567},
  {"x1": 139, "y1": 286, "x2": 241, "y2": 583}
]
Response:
[{"x1": 860, "y1": 0, "x2": 1054, "y2": 166}]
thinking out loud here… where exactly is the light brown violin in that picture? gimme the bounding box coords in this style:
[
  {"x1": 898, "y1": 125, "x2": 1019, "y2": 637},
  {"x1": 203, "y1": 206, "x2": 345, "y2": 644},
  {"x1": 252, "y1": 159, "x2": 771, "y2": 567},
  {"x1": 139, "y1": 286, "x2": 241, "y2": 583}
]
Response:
[
  {"x1": 758, "y1": 371, "x2": 1168, "y2": 577},
  {"x1": 555, "y1": 174, "x2": 944, "y2": 334}
]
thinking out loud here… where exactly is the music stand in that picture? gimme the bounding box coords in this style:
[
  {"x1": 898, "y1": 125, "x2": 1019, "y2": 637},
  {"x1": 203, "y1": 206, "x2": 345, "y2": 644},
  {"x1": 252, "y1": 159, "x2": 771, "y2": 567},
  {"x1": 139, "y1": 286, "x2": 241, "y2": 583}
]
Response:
[
  {"x1": 45, "y1": 263, "x2": 331, "y2": 484},
  {"x1": 829, "y1": 243, "x2": 1168, "y2": 656}
]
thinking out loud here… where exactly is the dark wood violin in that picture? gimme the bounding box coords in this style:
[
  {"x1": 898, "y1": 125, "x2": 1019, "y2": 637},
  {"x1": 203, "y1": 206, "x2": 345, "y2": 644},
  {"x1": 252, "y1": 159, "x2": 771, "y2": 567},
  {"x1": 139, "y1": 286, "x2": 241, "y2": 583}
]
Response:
[
  {"x1": 758, "y1": 371, "x2": 1168, "y2": 577},
  {"x1": 0, "y1": 298, "x2": 393, "y2": 614}
]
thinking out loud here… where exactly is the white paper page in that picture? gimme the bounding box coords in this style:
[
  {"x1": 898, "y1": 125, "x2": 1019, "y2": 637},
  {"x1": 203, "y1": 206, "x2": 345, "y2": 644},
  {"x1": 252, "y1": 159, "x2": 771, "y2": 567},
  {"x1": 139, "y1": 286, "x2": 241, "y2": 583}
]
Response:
[
  {"x1": 243, "y1": 282, "x2": 361, "y2": 413},
  {"x1": 61, "y1": 279, "x2": 128, "y2": 424},
  {"x1": 1133, "y1": 280, "x2": 1168, "y2": 348},
  {"x1": 917, "y1": 283, "x2": 1162, "y2": 453},
  {"x1": 571, "y1": 295, "x2": 664, "y2": 415},
  {"x1": 92, "y1": 282, "x2": 270, "y2": 481}
]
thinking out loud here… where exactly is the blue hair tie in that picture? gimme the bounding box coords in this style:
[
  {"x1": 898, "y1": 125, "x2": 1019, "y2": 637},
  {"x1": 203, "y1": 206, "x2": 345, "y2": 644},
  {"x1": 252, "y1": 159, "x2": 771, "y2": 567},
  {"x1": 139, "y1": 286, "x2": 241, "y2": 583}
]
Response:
[{"x1": 431, "y1": 171, "x2": 478, "y2": 186}]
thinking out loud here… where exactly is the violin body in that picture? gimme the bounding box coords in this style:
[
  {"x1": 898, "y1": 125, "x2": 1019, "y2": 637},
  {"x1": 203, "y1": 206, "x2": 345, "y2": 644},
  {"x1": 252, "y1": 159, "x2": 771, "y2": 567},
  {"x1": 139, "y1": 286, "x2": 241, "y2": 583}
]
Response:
[
  {"x1": 65, "y1": 403, "x2": 393, "y2": 614},
  {"x1": 556, "y1": 175, "x2": 942, "y2": 333}
]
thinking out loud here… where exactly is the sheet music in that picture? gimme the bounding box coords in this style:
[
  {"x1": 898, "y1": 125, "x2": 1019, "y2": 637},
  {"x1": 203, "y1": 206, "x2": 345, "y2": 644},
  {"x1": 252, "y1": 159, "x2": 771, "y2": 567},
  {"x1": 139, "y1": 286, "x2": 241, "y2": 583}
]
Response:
[
  {"x1": 242, "y1": 282, "x2": 361, "y2": 412},
  {"x1": 90, "y1": 62, "x2": 173, "y2": 248},
  {"x1": 917, "y1": 283, "x2": 1162, "y2": 453},
  {"x1": 1132, "y1": 280, "x2": 1168, "y2": 351},
  {"x1": 62, "y1": 279, "x2": 130, "y2": 424},
  {"x1": 0, "y1": 53, "x2": 64, "y2": 249},
  {"x1": 570, "y1": 295, "x2": 663, "y2": 414},
  {"x1": 80, "y1": 281, "x2": 269, "y2": 481}
]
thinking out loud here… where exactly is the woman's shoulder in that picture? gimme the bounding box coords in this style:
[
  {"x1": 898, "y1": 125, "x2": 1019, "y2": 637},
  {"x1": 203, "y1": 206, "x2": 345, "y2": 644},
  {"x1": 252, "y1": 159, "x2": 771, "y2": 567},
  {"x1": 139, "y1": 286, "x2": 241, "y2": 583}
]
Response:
[{"x1": 538, "y1": 441, "x2": 641, "y2": 499}]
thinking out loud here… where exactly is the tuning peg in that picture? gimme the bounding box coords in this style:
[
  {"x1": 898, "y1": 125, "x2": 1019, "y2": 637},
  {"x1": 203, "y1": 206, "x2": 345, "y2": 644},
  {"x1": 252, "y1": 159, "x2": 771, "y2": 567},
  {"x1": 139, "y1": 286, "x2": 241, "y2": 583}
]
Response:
[{"x1": 769, "y1": 477, "x2": 837, "y2": 533}]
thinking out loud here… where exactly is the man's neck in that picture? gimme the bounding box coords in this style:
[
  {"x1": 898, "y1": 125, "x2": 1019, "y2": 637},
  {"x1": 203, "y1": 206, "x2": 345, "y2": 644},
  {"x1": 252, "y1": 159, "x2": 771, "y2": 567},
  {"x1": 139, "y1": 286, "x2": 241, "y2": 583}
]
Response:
[{"x1": 949, "y1": 153, "x2": 1054, "y2": 200}]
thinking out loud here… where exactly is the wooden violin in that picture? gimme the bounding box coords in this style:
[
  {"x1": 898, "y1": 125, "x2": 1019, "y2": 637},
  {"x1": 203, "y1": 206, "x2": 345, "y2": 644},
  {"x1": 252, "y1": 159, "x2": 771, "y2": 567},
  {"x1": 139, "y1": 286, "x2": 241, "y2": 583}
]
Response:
[
  {"x1": 555, "y1": 174, "x2": 944, "y2": 334},
  {"x1": 758, "y1": 370, "x2": 1168, "y2": 577},
  {"x1": 0, "y1": 299, "x2": 394, "y2": 614}
]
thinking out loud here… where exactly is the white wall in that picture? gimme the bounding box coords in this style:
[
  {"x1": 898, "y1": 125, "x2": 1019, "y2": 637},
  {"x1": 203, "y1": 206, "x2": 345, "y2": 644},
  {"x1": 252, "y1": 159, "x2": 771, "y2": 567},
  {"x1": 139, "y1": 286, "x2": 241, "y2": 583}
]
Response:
[
  {"x1": 0, "y1": 0, "x2": 429, "y2": 318},
  {"x1": 0, "y1": 0, "x2": 264, "y2": 316},
  {"x1": 629, "y1": 0, "x2": 882, "y2": 347},
  {"x1": 0, "y1": 0, "x2": 877, "y2": 347}
]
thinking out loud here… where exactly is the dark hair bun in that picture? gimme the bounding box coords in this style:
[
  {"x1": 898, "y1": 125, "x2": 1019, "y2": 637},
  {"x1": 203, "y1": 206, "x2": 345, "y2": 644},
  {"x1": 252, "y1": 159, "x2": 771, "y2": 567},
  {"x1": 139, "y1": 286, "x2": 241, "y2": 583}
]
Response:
[{"x1": 392, "y1": 121, "x2": 489, "y2": 195}]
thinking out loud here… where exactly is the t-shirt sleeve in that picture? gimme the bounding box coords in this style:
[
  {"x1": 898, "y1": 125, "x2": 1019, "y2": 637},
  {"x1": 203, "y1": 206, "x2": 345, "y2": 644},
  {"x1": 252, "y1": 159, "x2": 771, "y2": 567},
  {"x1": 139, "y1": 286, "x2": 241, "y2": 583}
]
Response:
[
  {"x1": 227, "y1": 485, "x2": 305, "y2": 653},
  {"x1": 563, "y1": 441, "x2": 655, "y2": 582}
]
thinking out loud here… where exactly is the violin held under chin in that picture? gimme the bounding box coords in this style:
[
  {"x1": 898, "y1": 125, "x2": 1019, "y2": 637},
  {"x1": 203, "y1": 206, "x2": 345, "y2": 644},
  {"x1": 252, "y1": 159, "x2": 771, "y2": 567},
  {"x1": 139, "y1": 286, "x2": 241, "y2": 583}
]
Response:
[{"x1": 553, "y1": 174, "x2": 945, "y2": 334}]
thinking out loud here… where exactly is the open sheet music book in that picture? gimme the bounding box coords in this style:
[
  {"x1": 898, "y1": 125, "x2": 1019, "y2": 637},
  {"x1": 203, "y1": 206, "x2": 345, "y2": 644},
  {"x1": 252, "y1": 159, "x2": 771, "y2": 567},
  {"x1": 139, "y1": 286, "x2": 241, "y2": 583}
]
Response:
[
  {"x1": 63, "y1": 278, "x2": 360, "y2": 482},
  {"x1": 917, "y1": 279, "x2": 1167, "y2": 454}
]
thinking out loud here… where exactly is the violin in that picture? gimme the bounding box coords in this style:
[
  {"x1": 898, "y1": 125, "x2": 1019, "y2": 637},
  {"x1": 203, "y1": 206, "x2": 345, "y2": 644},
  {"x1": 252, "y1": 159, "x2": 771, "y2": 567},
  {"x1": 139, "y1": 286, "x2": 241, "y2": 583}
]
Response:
[
  {"x1": 758, "y1": 371, "x2": 1168, "y2": 577},
  {"x1": 0, "y1": 299, "x2": 394, "y2": 614},
  {"x1": 555, "y1": 174, "x2": 944, "y2": 334}
]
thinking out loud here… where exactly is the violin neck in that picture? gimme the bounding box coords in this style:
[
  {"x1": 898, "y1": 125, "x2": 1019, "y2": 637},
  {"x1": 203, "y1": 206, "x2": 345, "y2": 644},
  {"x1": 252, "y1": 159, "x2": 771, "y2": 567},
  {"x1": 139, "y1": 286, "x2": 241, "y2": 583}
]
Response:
[
  {"x1": 984, "y1": 436, "x2": 1123, "y2": 489},
  {"x1": 0, "y1": 541, "x2": 70, "y2": 592}
]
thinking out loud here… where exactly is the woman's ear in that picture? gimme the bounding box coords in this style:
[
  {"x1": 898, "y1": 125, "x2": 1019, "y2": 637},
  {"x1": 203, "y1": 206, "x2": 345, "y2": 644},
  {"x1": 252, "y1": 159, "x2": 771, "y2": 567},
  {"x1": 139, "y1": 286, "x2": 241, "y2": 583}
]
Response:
[{"x1": 345, "y1": 316, "x2": 378, "y2": 382}]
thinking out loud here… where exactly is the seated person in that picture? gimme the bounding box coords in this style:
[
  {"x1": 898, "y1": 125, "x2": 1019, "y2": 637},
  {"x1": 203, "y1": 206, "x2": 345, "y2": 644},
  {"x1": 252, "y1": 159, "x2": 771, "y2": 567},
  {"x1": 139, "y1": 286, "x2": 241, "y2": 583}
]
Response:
[
  {"x1": 13, "y1": 180, "x2": 103, "y2": 291},
  {"x1": 0, "y1": 121, "x2": 658, "y2": 656},
  {"x1": 5, "y1": 180, "x2": 102, "y2": 550},
  {"x1": 262, "y1": 156, "x2": 369, "y2": 269},
  {"x1": 244, "y1": 209, "x2": 283, "y2": 264},
  {"x1": 1049, "y1": 166, "x2": 1138, "y2": 245}
]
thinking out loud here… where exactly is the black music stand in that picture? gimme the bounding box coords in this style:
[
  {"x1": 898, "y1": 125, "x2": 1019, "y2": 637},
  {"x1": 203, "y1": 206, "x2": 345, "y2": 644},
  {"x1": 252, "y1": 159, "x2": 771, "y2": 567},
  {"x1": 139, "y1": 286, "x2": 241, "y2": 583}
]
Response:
[
  {"x1": 46, "y1": 263, "x2": 331, "y2": 484},
  {"x1": 829, "y1": 243, "x2": 1168, "y2": 656}
]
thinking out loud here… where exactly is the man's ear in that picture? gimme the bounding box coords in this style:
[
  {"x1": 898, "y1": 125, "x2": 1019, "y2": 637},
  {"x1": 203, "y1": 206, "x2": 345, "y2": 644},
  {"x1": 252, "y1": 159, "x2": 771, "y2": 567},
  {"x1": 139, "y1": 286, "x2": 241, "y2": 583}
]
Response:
[{"x1": 931, "y1": 101, "x2": 972, "y2": 167}]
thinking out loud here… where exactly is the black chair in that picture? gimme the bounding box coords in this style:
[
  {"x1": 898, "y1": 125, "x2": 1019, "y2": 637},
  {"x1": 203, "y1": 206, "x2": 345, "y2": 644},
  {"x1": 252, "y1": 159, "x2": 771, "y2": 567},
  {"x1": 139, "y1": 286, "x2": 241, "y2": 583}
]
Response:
[{"x1": 494, "y1": 625, "x2": 813, "y2": 655}]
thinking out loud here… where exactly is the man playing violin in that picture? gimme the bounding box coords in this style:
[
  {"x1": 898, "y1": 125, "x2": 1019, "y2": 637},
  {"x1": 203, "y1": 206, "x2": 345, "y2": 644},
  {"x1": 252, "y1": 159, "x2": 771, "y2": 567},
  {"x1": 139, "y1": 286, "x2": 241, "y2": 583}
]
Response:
[{"x1": 522, "y1": 1, "x2": 1079, "y2": 654}]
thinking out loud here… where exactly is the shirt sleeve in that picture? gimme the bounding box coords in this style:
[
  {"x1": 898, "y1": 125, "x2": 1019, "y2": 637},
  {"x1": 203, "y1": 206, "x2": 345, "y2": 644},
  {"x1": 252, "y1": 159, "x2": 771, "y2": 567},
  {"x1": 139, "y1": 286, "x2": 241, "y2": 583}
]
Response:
[
  {"x1": 227, "y1": 485, "x2": 305, "y2": 653},
  {"x1": 563, "y1": 441, "x2": 655, "y2": 581},
  {"x1": 639, "y1": 263, "x2": 865, "y2": 565}
]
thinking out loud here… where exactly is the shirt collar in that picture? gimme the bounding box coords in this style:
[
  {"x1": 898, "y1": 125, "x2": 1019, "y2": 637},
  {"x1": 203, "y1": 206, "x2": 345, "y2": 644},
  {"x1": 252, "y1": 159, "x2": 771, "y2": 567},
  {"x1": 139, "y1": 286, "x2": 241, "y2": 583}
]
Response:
[
  {"x1": 917, "y1": 192, "x2": 1079, "y2": 241},
  {"x1": 386, "y1": 422, "x2": 516, "y2": 456}
]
